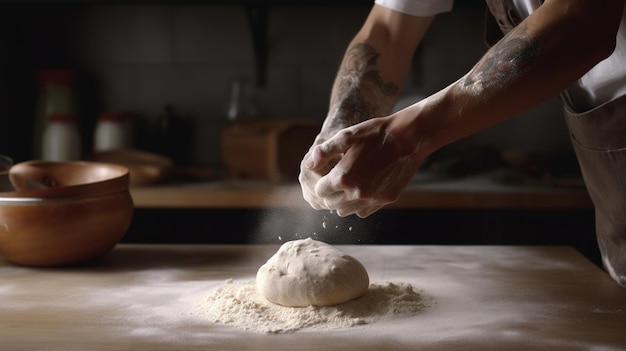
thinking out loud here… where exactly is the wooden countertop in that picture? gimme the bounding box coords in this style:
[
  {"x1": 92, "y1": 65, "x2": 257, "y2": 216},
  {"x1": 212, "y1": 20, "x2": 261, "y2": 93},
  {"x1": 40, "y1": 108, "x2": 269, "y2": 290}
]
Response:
[
  {"x1": 1, "y1": 244, "x2": 624, "y2": 350},
  {"x1": 129, "y1": 171, "x2": 593, "y2": 209}
]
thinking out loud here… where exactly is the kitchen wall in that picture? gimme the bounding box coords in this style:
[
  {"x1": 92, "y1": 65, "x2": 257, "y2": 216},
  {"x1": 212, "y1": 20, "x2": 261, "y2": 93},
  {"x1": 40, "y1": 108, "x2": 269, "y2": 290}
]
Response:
[
  {"x1": 0, "y1": 1, "x2": 598, "y2": 263},
  {"x1": 73, "y1": 3, "x2": 373, "y2": 166},
  {"x1": 0, "y1": 1, "x2": 575, "y2": 168}
]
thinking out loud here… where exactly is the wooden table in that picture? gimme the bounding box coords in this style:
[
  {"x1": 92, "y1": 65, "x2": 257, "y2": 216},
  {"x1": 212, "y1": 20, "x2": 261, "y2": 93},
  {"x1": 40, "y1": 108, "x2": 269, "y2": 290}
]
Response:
[{"x1": 2, "y1": 244, "x2": 624, "y2": 350}]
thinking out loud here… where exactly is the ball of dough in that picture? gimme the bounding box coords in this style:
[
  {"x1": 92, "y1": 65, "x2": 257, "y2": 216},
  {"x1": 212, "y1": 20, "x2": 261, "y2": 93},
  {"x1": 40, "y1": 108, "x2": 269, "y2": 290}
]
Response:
[{"x1": 256, "y1": 238, "x2": 369, "y2": 307}]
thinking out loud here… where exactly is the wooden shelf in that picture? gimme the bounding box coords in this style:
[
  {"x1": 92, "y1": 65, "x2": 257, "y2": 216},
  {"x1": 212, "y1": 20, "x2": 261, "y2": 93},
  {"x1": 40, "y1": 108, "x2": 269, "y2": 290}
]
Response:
[{"x1": 129, "y1": 171, "x2": 593, "y2": 209}]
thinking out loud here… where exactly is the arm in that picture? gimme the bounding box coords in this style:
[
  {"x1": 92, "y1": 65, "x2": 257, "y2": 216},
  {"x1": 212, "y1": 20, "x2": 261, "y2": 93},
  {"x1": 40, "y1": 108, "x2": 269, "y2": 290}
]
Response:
[
  {"x1": 316, "y1": 5, "x2": 435, "y2": 143},
  {"x1": 299, "y1": 5, "x2": 434, "y2": 212},
  {"x1": 304, "y1": 0, "x2": 624, "y2": 217},
  {"x1": 405, "y1": 0, "x2": 623, "y2": 161}
]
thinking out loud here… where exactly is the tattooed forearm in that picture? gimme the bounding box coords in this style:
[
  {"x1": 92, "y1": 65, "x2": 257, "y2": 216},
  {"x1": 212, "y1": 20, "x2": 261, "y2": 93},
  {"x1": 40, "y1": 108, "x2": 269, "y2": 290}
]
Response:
[
  {"x1": 461, "y1": 26, "x2": 543, "y2": 95},
  {"x1": 321, "y1": 43, "x2": 399, "y2": 141}
]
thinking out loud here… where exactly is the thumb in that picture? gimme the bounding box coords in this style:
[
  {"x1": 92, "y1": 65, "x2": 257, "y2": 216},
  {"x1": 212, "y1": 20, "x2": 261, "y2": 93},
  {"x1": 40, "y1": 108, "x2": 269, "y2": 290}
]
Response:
[{"x1": 305, "y1": 131, "x2": 352, "y2": 171}]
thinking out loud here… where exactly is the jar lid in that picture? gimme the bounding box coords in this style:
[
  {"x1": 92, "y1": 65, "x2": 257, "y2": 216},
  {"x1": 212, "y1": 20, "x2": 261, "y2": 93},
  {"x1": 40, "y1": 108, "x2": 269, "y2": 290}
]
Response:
[
  {"x1": 98, "y1": 111, "x2": 130, "y2": 122},
  {"x1": 37, "y1": 69, "x2": 74, "y2": 85},
  {"x1": 48, "y1": 114, "x2": 76, "y2": 122}
]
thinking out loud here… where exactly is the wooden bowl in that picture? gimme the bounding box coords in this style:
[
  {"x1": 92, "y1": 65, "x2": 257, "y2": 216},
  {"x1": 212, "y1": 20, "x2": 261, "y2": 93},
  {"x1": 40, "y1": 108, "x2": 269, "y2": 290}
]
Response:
[{"x1": 0, "y1": 161, "x2": 134, "y2": 266}]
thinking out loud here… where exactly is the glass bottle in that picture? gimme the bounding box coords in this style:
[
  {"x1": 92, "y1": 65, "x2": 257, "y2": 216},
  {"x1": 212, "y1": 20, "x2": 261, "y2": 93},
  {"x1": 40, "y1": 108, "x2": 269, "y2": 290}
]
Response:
[{"x1": 33, "y1": 69, "x2": 77, "y2": 159}]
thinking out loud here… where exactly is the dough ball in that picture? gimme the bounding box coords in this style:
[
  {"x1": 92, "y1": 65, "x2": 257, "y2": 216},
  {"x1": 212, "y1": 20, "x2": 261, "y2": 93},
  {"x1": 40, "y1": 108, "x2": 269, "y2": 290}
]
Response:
[{"x1": 256, "y1": 238, "x2": 369, "y2": 307}]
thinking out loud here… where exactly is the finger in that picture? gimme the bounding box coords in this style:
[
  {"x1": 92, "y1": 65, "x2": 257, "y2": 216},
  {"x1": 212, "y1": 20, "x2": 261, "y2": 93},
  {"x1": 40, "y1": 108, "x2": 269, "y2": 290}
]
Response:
[
  {"x1": 324, "y1": 195, "x2": 372, "y2": 218},
  {"x1": 340, "y1": 199, "x2": 381, "y2": 217},
  {"x1": 356, "y1": 204, "x2": 383, "y2": 218},
  {"x1": 298, "y1": 160, "x2": 326, "y2": 209},
  {"x1": 301, "y1": 190, "x2": 325, "y2": 210},
  {"x1": 334, "y1": 200, "x2": 374, "y2": 217},
  {"x1": 306, "y1": 130, "x2": 353, "y2": 171},
  {"x1": 300, "y1": 178, "x2": 329, "y2": 211},
  {"x1": 335, "y1": 208, "x2": 356, "y2": 218},
  {"x1": 314, "y1": 168, "x2": 344, "y2": 198},
  {"x1": 321, "y1": 190, "x2": 348, "y2": 210}
]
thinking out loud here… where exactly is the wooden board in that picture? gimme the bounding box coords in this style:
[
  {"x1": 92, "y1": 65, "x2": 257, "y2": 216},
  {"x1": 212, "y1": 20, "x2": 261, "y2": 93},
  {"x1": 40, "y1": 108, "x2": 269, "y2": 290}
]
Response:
[{"x1": 1, "y1": 244, "x2": 625, "y2": 350}]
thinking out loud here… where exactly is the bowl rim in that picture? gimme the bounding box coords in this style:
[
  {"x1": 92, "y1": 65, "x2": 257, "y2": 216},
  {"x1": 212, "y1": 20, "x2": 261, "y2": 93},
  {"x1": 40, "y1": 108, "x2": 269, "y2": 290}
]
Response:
[
  {"x1": 0, "y1": 188, "x2": 130, "y2": 203},
  {"x1": 0, "y1": 160, "x2": 130, "y2": 200}
]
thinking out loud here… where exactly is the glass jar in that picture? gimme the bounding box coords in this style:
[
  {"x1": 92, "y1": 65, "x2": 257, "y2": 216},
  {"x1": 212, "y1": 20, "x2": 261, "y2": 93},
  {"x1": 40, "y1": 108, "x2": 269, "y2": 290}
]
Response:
[
  {"x1": 41, "y1": 114, "x2": 81, "y2": 161},
  {"x1": 93, "y1": 111, "x2": 132, "y2": 152}
]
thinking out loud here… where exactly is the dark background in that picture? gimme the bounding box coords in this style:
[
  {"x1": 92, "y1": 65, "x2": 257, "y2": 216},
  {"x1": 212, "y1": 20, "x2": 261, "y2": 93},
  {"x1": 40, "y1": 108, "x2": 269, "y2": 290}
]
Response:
[{"x1": 0, "y1": 1, "x2": 601, "y2": 269}]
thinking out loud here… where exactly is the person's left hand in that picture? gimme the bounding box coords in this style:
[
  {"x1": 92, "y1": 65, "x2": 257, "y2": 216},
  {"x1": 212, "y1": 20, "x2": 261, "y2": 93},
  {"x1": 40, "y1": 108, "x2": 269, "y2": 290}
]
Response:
[{"x1": 302, "y1": 115, "x2": 421, "y2": 218}]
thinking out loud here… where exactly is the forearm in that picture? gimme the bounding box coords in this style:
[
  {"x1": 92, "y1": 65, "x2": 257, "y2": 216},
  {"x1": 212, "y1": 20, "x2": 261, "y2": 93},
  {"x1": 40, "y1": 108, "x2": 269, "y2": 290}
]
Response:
[
  {"x1": 316, "y1": 5, "x2": 434, "y2": 144},
  {"x1": 400, "y1": 0, "x2": 622, "y2": 160},
  {"x1": 317, "y1": 43, "x2": 400, "y2": 143}
]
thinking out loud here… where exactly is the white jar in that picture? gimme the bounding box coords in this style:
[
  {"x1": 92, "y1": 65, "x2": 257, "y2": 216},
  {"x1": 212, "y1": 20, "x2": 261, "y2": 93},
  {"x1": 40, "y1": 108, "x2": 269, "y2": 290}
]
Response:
[
  {"x1": 42, "y1": 114, "x2": 81, "y2": 161},
  {"x1": 93, "y1": 112, "x2": 132, "y2": 152}
]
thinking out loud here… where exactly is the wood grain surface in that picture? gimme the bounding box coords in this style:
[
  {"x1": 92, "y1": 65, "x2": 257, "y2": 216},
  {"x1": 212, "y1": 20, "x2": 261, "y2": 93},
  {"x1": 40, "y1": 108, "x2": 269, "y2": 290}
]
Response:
[{"x1": 1, "y1": 244, "x2": 624, "y2": 350}]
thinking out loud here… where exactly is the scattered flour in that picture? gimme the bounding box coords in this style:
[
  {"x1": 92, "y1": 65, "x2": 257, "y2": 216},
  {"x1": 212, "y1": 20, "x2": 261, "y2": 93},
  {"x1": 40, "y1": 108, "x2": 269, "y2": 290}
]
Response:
[{"x1": 198, "y1": 280, "x2": 431, "y2": 333}]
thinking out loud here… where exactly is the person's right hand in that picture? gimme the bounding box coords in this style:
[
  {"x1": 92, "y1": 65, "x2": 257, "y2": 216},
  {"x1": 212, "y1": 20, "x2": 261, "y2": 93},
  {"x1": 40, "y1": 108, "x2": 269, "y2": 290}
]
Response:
[
  {"x1": 299, "y1": 115, "x2": 423, "y2": 218},
  {"x1": 298, "y1": 140, "x2": 341, "y2": 211}
]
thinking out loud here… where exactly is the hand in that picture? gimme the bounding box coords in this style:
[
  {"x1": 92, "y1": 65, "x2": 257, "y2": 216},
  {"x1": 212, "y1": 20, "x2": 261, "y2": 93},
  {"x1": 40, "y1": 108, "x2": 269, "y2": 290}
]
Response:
[
  {"x1": 300, "y1": 116, "x2": 421, "y2": 218},
  {"x1": 298, "y1": 142, "x2": 340, "y2": 212}
]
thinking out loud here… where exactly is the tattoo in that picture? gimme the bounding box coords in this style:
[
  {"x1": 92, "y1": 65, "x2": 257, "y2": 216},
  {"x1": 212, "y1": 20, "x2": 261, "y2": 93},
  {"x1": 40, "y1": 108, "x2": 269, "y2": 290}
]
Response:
[
  {"x1": 322, "y1": 43, "x2": 399, "y2": 140},
  {"x1": 462, "y1": 25, "x2": 542, "y2": 95}
]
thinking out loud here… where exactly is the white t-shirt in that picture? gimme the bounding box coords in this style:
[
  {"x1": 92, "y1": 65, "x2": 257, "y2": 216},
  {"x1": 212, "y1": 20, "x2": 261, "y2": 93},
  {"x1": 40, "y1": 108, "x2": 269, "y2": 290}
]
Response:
[
  {"x1": 374, "y1": 0, "x2": 626, "y2": 111},
  {"x1": 374, "y1": 0, "x2": 453, "y2": 16}
]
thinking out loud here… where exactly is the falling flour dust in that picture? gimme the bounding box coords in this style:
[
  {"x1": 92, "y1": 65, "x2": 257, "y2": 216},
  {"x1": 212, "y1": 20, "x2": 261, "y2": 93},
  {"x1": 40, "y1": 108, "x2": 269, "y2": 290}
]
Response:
[{"x1": 197, "y1": 280, "x2": 432, "y2": 333}]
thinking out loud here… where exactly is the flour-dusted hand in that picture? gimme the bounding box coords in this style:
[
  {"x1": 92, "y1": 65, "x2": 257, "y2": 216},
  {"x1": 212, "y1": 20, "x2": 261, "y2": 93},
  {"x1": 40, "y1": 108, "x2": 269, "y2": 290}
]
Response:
[
  {"x1": 298, "y1": 142, "x2": 339, "y2": 211},
  {"x1": 304, "y1": 116, "x2": 422, "y2": 218},
  {"x1": 296, "y1": 6, "x2": 433, "y2": 217}
]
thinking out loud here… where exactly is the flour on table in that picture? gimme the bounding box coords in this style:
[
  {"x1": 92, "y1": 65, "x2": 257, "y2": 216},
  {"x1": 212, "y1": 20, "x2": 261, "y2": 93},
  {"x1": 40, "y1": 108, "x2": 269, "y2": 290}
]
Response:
[{"x1": 198, "y1": 280, "x2": 431, "y2": 333}]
